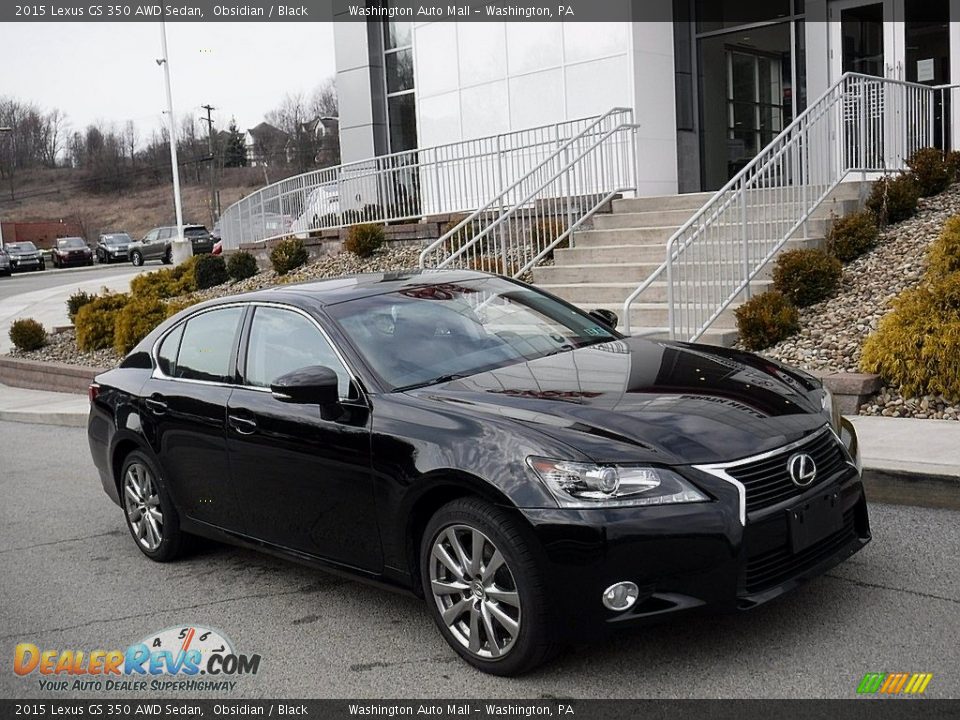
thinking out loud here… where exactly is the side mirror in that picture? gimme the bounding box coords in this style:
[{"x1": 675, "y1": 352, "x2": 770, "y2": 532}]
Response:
[
  {"x1": 588, "y1": 308, "x2": 618, "y2": 330},
  {"x1": 270, "y1": 366, "x2": 340, "y2": 407}
]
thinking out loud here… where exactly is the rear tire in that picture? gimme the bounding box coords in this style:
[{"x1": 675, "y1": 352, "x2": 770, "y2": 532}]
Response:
[
  {"x1": 162, "y1": 248, "x2": 172, "y2": 265},
  {"x1": 420, "y1": 497, "x2": 558, "y2": 676},
  {"x1": 119, "y1": 450, "x2": 189, "y2": 562},
  {"x1": 131, "y1": 251, "x2": 143, "y2": 267}
]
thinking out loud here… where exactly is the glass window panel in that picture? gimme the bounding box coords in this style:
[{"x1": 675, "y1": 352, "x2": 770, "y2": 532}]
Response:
[
  {"x1": 245, "y1": 307, "x2": 350, "y2": 396},
  {"x1": 388, "y1": 93, "x2": 418, "y2": 152},
  {"x1": 175, "y1": 308, "x2": 244, "y2": 383},
  {"x1": 730, "y1": 53, "x2": 756, "y2": 101},
  {"x1": 385, "y1": 20, "x2": 411, "y2": 50},
  {"x1": 840, "y1": 4, "x2": 884, "y2": 76},
  {"x1": 385, "y1": 48, "x2": 414, "y2": 94},
  {"x1": 157, "y1": 323, "x2": 184, "y2": 377},
  {"x1": 696, "y1": 0, "x2": 791, "y2": 33}
]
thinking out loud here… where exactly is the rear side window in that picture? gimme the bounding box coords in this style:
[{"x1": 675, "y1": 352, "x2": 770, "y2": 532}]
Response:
[
  {"x1": 244, "y1": 306, "x2": 351, "y2": 396},
  {"x1": 157, "y1": 323, "x2": 184, "y2": 376},
  {"x1": 168, "y1": 307, "x2": 244, "y2": 383}
]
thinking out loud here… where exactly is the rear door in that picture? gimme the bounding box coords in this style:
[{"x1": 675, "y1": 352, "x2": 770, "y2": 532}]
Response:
[
  {"x1": 139, "y1": 305, "x2": 247, "y2": 531},
  {"x1": 225, "y1": 304, "x2": 381, "y2": 570}
]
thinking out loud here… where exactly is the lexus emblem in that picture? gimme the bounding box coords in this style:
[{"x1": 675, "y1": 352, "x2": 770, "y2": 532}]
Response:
[{"x1": 787, "y1": 453, "x2": 817, "y2": 487}]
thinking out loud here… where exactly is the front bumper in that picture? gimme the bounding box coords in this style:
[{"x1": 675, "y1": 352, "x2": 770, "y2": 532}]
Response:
[
  {"x1": 520, "y1": 428, "x2": 870, "y2": 638},
  {"x1": 10, "y1": 257, "x2": 42, "y2": 271}
]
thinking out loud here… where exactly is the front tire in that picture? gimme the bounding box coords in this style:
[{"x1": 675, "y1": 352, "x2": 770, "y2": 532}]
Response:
[
  {"x1": 120, "y1": 450, "x2": 188, "y2": 562},
  {"x1": 420, "y1": 498, "x2": 557, "y2": 676},
  {"x1": 131, "y1": 251, "x2": 144, "y2": 267}
]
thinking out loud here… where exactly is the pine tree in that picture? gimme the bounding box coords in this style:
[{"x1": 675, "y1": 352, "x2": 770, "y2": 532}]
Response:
[{"x1": 224, "y1": 118, "x2": 247, "y2": 168}]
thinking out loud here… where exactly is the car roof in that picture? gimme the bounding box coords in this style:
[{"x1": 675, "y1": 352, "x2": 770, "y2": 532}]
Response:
[
  {"x1": 59, "y1": 237, "x2": 85, "y2": 242},
  {"x1": 203, "y1": 269, "x2": 497, "y2": 309}
]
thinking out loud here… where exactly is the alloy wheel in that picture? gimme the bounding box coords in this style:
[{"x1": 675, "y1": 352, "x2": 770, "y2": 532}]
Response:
[
  {"x1": 123, "y1": 462, "x2": 164, "y2": 551},
  {"x1": 429, "y1": 524, "x2": 521, "y2": 660}
]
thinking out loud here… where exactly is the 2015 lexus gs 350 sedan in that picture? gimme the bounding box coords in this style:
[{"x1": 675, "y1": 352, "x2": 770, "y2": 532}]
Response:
[{"x1": 88, "y1": 270, "x2": 870, "y2": 675}]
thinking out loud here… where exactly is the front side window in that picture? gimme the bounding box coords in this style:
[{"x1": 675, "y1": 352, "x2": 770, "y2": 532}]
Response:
[
  {"x1": 168, "y1": 307, "x2": 244, "y2": 383},
  {"x1": 327, "y1": 277, "x2": 619, "y2": 391},
  {"x1": 243, "y1": 306, "x2": 351, "y2": 397}
]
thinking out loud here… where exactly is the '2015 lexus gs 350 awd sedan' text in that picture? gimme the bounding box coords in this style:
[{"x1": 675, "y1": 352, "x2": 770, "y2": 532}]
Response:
[{"x1": 88, "y1": 270, "x2": 870, "y2": 675}]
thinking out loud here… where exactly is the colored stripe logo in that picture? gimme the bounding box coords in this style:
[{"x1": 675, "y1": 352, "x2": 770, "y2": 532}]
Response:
[{"x1": 857, "y1": 673, "x2": 933, "y2": 695}]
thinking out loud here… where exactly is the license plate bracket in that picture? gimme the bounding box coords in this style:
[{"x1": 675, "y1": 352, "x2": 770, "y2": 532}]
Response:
[{"x1": 788, "y1": 491, "x2": 843, "y2": 553}]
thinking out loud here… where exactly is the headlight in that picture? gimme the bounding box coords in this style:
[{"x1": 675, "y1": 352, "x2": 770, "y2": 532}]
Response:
[
  {"x1": 526, "y1": 457, "x2": 708, "y2": 508},
  {"x1": 821, "y1": 386, "x2": 840, "y2": 432}
]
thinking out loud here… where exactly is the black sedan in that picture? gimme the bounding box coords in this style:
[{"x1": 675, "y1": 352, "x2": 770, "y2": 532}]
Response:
[
  {"x1": 96, "y1": 232, "x2": 134, "y2": 263},
  {"x1": 4, "y1": 241, "x2": 45, "y2": 272},
  {"x1": 51, "y1": 236, "x2": 94, "y2": 268},
  {"x1": 87, "y1": 271, "x2": 870, "y2": 676}
]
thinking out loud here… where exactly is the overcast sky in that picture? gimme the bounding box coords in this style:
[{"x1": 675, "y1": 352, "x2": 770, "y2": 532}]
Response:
[{"x1": 0, "y1": 22, "x2": 336, "y2": 141}]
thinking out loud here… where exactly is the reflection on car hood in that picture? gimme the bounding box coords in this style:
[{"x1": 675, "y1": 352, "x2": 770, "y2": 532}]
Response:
[
  {"x1": 410, "y1": 337, "x2": 826, "y2": 465},
  {"x1": 6, "y1": 247, "x2": 39, "y2": 257}
]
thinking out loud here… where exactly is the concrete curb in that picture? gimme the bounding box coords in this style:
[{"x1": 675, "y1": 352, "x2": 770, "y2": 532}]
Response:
[
  {"x1": 0, "y1": 408, "x2": 87, "y2": 428},
  {"x1": 861, "y1": 467, "x2": 960, "y2": 511}
]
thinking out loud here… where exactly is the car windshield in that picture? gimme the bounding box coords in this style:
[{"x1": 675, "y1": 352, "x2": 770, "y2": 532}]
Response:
[
  {"x1": 327, "y1": 276, "x2": 620, "y2": 391},
  {"x1": 59, "y1": 238, "x2": 86, "y2": 248},
  {"x1": 103, "y1": 234, "x2": 131, "y2": 244},
  {"x1": 9, "y1": 242, "x2": 37, "y2": 252}
]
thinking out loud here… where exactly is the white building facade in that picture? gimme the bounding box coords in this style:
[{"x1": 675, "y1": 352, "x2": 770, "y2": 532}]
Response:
[{"x1": 334, "y1": 0, "x2": 960, "y2": 196}]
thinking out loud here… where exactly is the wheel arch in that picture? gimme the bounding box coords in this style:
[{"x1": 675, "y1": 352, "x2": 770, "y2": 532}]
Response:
[{"x1": 403, "y1": 470, "x2": 525, "y2": 598}]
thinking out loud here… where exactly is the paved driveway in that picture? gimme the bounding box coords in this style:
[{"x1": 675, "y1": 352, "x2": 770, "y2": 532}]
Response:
[{"x1": 1, "y1": 420, "x2": 957, "y2": 699}]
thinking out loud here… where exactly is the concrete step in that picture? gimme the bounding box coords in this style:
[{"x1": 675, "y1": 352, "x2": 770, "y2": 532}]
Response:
[
  {"x1": 556, "y1": 236, "x2": 824, "y2": 264},
  {"x1": 538, "y1": 279, "x2": 771, "y2": 307},
  {"x1": 593, "y1": 204, "x2": 845, "y2": 230},
  {"x1": 612, "y1": 192, "x2": 715, "y2": 213},
  {"x1": 533, "y1": 261, "x2": 779, "y2": 285},
  {"x1": 626, "y1": 326, "x2": 740, "y2": 347},
  {"x1": 574, "y1": 219, "x2": 829, "y2": 247}
]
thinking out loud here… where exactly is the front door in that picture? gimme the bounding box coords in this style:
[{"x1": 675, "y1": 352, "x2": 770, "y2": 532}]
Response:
[
  {"x1": 225, "y1": 304, "x2": 382, "y2": 572},
  {"x1": 830, "y1": 0, "x2": 901, "y2": 82}
]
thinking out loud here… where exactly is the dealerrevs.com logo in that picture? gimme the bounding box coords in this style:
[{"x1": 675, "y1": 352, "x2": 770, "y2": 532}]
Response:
[
  {"x1": 857, "y1": 672, "x2": 934, "y2": 696},
  {"x1": 14, "y1": 625, "x2": 261, "y2": 693}
]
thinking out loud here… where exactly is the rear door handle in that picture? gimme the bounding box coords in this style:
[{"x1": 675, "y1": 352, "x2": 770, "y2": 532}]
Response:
[
  {"x1": 228, "y1": 413, "x2": 258, "y2": 435},
  {"x1": 144, "y1": 395, "x2": 168, "y2": 414}
]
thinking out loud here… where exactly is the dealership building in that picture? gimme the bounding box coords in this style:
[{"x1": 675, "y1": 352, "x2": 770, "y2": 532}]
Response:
[{"x1": 332, "y1": 0, "x2": 956, "y2": 195}]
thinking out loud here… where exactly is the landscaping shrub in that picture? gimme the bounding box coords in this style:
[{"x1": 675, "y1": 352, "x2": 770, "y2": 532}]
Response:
[
  {"x1": 945, "y1": 150, "x2": 960, "y2": 184},
  {"x1": 130, "y1": 260, "x2": 196, "y2": 299},
  {"x1": 227, "y1": 251, "x2": 259, "y2": 281},
  {"x1": 193, "y1": 253, "x2": 228, "y2": 289},
  {"x1": 75, "y1": 293, "x2": 130, "y2": 352},
  {"x1": 928, "y1": 215, "x2": 960, "y2": 278},
  {"x1": 826, "y1": 211, "x2": 879, "y2": 262},
  {"x1": 907, "y1": 147, "x2": 950, "y2": 197},
  {"x1": 772, "y1": 248, "x2": 843, "y2": 307},
  {"x1": 9, "y1": 318, "x2": 46, "y2": 351},
  {"x1": 344, "y1": 223, "x2": 385, "y2": 258},
  {"x1": 113, "y1": 294, "x2": 169, "y2": 355},
  {"x1": 66, "y1": 290, "x2": 95, "y2": 323},
  {"x1": 735, "y1": 291, "x2": 800, "y2": 351},
  {"x1": 866, "y1": 174, "x2": 919, "y2": 225},
  {"x1": 269, "y1": 238, "x2": 308, "y2": 275},
  {"x1": 861, "y1": 274, "x2": 960, "y2": 401}
]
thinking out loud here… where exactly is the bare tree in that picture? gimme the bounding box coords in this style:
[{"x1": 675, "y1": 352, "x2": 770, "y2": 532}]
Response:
[
  {"x1": 309, "y1": 78, "x2": 338, "y2": 119},
  {"x1": 124, "y1": 120, "x2": 139, "y2": 166}
]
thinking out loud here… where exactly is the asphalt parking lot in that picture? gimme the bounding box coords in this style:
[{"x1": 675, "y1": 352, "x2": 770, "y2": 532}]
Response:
[
  {"x1": 1, "y1": 419, "x2": 958, "y2": 699},
  {"x1": 0, "y1": 262, "x2": 141, "y2": 303}
]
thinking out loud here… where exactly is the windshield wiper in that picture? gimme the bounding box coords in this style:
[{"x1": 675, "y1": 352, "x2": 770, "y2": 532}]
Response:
[{"x1": 393, "y1": 373, "x2": 469, "y2": 392}]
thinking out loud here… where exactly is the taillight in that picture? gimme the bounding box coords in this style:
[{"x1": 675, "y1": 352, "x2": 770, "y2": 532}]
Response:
[{"x1": 88, "y1": 383, "x2": 100, "y2": 403}]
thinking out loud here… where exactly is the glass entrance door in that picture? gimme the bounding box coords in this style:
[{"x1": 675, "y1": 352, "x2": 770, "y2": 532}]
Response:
[{"x1": 830, "y1": 0, "x2": 902, "y2": 81}]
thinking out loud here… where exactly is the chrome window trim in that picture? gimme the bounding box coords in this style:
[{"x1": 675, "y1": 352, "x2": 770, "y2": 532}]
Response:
[
  {"x1": 692, "y1": 425, "x2": 833, "y2": 526},
  {"x1": 150, "y1": 300, "x2": 365, "y2": 403}
]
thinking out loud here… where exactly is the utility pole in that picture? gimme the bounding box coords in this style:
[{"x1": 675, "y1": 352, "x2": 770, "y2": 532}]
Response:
[
  {"x1": 158, "y1": 22, "x2": 190, "y2": 265},
  {"x1": 200, "y1": 104, "x2": 219, "y2": 226},
  {"x1": 0, "y1": 127, "x2": 11, "y2": 248}
]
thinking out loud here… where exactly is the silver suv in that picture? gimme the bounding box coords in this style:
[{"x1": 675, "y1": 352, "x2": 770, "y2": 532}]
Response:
[{"x1": 128, "y1": 225, "x2": 214, "y2": 266}]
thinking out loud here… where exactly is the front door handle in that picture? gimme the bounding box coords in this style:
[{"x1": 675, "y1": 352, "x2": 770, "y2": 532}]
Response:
[
  {"x1": 144, "y1": 395, "x2": 168, "y2": 415},
  {"x1": 228, "y1": 413, "x2": 258, "y2": 435}
]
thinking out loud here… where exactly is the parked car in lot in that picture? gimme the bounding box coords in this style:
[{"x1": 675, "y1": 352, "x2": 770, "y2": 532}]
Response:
[
  {"x1": 87, "y1": 270, "x2": 870, "y2": 676},
  {"x1": 128, "y1": 224, "x2": 215, "y2": 266},
  {"x1": 51, "y1": 237, "x2": 94, "y2": 268},
  {"x1": 96, "y1": 232, "x2": 134, "y2": 264},
  {"x1": 4, "y1": 241, "x2": 45, "y2": 272},
  {"x1": 0, "y1": 247, "x2": 10, "y2": 276}
]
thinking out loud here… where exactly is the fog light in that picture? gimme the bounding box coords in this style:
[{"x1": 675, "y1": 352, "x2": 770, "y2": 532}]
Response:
[{"x1": 602, "y1": 581, "x2": 639, "y2": 611}]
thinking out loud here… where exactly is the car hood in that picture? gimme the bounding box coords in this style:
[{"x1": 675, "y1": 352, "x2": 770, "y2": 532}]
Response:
[
  {"x1": 7, "y1": 248, "x2": 38, "y2": 257},
  {"x1": 408, "y1": 337, "x2": 827, "y2": 465}
]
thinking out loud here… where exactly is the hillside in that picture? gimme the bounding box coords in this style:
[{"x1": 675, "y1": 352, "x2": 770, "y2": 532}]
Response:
[{"x1": 0, "y1": 166, "x2": 267, "y2": 241}]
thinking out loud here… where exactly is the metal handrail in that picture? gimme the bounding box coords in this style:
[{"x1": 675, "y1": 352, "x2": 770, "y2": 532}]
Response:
[
  {"x1": 622, "y1": 72, "x2": 958, "y2": 340},
  {"x1": 218, "y1": 112, "x2": 627, "y2": 250},
  {"x1": 419, "y1": 110, "x2": 638, "y2": 278}
]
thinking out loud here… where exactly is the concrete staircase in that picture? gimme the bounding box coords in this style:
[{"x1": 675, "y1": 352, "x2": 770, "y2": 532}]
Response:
[{"x1": 533, "y1": 182, "x2": 868, "y2": 346}]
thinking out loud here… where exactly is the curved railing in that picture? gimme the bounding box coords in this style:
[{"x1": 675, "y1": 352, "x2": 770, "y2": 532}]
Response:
[
  {"x1": 622, "y1": 73, "x2": 959, "y2": 341},
  {"x1": 218, "y1": 113, "x2": 625, "y2": 251}
]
